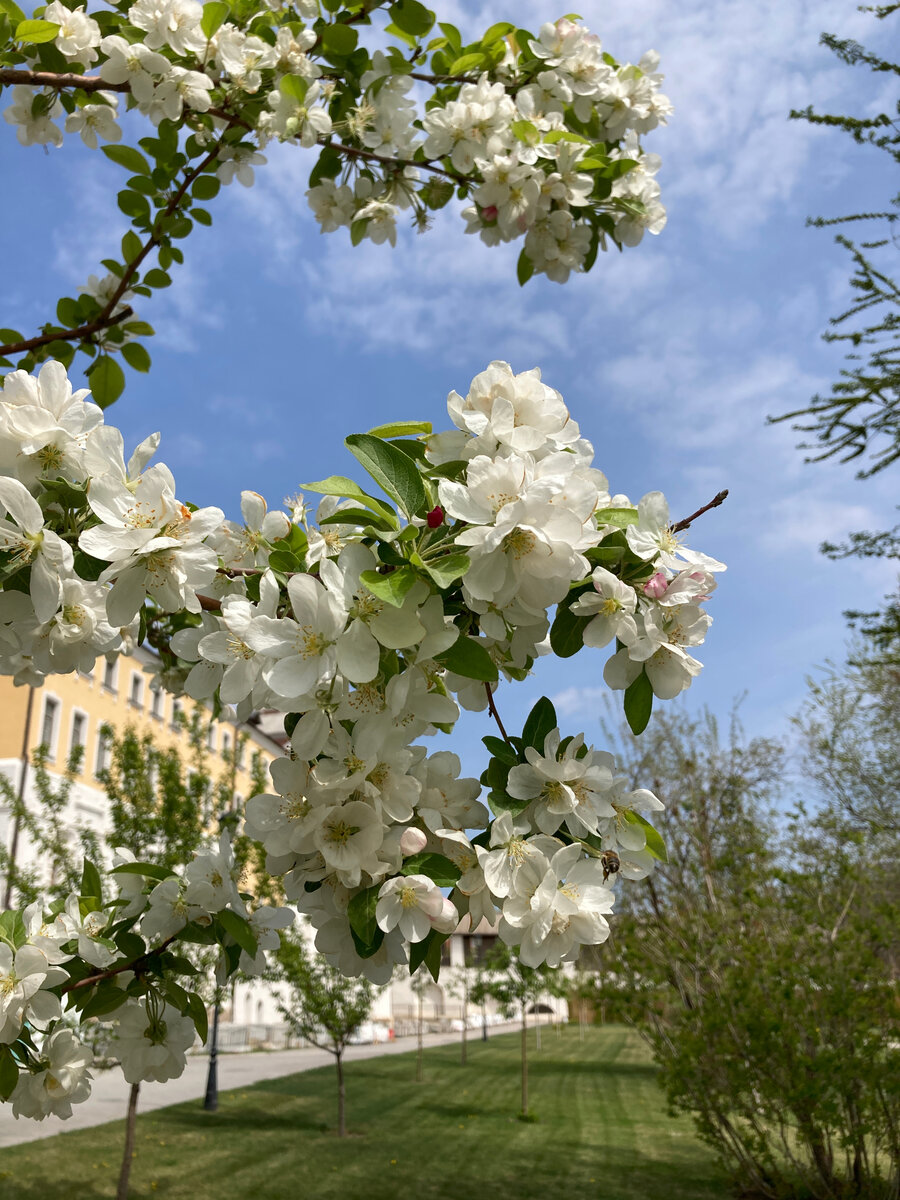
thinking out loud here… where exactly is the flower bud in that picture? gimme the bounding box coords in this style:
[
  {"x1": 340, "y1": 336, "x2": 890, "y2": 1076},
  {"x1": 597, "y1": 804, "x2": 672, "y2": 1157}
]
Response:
[
  {"x1": 400, "y1": 827, "x2": 428, "y2": 856},
  {"x1": 643, "y1": 571, "x2": 668, "y2": 598},
  {"x1": 426, "y1": 505, "x2": 444, "y2": 529}
]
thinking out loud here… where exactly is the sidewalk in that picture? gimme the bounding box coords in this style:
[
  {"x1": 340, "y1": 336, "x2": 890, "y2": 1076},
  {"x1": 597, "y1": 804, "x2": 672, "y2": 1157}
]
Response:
[{"x1": 0, "y1": 1023, "x2": 519, "y2": 1148}]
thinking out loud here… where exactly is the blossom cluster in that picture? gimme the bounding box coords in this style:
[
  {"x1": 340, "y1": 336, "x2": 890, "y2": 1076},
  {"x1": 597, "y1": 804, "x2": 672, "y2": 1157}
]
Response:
[
  {"x1": 0, "y1": 358, "x2": 724, "y2": 1005},
  {"x1": 0, "y1": 832, "x2": 293, "y2": 1119},
  {"x1": 2, "y1": 4, "x2": 670, "y2": 288}
]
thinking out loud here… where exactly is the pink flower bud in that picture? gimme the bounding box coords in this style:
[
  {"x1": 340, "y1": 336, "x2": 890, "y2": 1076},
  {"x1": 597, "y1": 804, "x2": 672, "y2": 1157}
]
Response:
[
  {"x1": 481, "y1": 205, "x2": 498, "y2": 222},
  {"x1": 432, "y1": 896, "x2": 459, "y2": 934},
  {"x1": 643, "y1": 572, "x2": 668, "y2": 598},
  {"x1": 426, "y1": 505, "x2": 444, "y2": 529},
  {"x1": 400, "y1": 827, "x2": 428, "y2": 856}
]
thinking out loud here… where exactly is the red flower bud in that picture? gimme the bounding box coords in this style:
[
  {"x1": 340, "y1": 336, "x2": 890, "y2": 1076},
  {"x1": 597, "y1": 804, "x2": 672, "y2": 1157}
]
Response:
[{"x1": 426, "y1": 505, "x2": 444, "y2": 529}]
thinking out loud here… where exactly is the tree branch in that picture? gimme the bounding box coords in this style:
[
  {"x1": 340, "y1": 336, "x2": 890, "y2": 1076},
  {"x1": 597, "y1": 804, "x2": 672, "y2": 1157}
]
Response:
[
  {"x1": 0, "y1": 67, "x2": 126, "y2": 92},
  {"x1": 485, "y1": 682, "x2": 512, "y2": 744},
  {"x1": 0, "y1": 307, "x2": 133, "y2": 357},
  {"x1": 58, "y1": 931, "x2": 180, "y2": 994},
  {"x1": 0, "y1": 131, "x2": 233, "y2": 360},
  {"x1": 671, "y1": 489, "x2": 729, "y2": 533}
]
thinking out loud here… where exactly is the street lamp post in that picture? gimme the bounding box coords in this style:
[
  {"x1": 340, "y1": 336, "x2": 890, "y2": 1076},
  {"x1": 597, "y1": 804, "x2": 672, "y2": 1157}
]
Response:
[{"x1": 203, "y1": 990, "x2": 220, "y2": 1112}]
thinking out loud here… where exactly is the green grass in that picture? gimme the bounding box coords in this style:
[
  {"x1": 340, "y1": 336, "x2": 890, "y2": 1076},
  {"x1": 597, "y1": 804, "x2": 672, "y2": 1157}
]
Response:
[{"x1": 0, "y1": 1026, "x2": 731, "y2": 1200}]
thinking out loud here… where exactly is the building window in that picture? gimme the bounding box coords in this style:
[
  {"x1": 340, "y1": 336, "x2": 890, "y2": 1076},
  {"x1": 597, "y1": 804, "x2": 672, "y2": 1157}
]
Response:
[
  {"x1": 70, "y1": 711, "x2": 87, "y2": 758},
  {"x1": 222, "y1": 731, "x2": 231, "y2": 759},
  {"x1": 170, "y1": 698, "x2": 183, "y2": 732},
  {"x1": 236, "y1": 738, "x2": 246, "y2": 769},
  {"x1": 95, "y1": 730, "x2": 111, "y2": 776},
  {"x1": 40, "y1": 696, "x2": 60, "y2": 757},
  {"x1": 78, "y1": 665, "x2": 93, "y2": 681},
  {"x1": 150, "y1": 688, "x2": 163, "y2": 720},
  {"x1": 102, "y1": 658, "x2": 118, "y2": 694},
  {"x1": 129, "y1": 672, "x2": 144, "y2": 710},
  {"x1": 206, "y1": 725, "x2": 216, "y2": 752}
]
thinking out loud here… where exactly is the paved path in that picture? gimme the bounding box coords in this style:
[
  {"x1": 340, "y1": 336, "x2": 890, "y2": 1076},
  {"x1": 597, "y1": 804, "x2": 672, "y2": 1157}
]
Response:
[{"x1": 0, "y1": 1023, "x2": 521, "y2": 1148}]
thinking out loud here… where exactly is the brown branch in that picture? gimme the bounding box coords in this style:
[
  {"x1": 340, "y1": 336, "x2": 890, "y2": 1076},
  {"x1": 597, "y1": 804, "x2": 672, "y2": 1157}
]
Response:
[
  {"x1": 198, "y1": 594, "x2": 222, "y2": 612},
  {"x1": 0, "y1": 67, "x2": 127, "y2": 92},
  {"x1": 323, "y1": 138, "x2": 472, "y2": 184},
  {"x1": 0, "y1": 131, "x2": 233, "y2": 360},
  {"x1": 485, "y1": 682, "x2": 512, "y2": 744},
  {"x1": 59, "y1": 931, "x2": 180, "y2": 994},
  {"x1": 671, "y1": 489, "x2": 729, "y2": 533},
  {"x1": 0, "y1": 306, "x2": 133, "y2": 357}
]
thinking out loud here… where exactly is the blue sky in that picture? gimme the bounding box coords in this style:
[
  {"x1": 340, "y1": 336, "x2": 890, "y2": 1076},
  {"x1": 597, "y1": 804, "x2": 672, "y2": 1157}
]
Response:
[{"x1": 2, "y1": 0, "x2": 897, "y2": 771}]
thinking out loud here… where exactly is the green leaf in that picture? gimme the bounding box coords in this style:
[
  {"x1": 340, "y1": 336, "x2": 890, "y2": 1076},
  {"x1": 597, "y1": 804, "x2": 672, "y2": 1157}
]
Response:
[
  {"x1": 143, "y1": 269, "x2": 171, "y2": 289},
  {"x1": 102, "y1": 144, "x2": 151, "y2": 176},
  {"x1": 482, "y1": 20, "x2": 514, "y2": 43},
  {"x1": 623, "y1": 671, "x2": 653, "y2": 736},
  {"x1": 366, "y1": 420, "x2": 431, "y2": 439},
  {"x1": 279, "y1": 73, "x2": 308, "y2": 103},
  {"x1": 216, "y1": 909, "x2": 258, "y2": 957},
  {"x1": 421, "y1": 552, "x2": 469, "y2": 589},
  {"x1": 86, "y1": 356, "x2": 125, "y2": 409},
  {"x1": 345, "y1": 433, "x2": 427, "y2": 518},
  {"x1": 522, "y1": 696, "x2": 557, "y2": 753},
  {"x1": 0, "y1": 910, "x2": 26, "y2": 950},
  {"x1": 15, "y1": 17, "x2": 59, "y2": 42},
  {"x1": 302, "y1": 475, "x2": 398, "y2": 524},
  {"x1": 409, "y1": 928, "x2": 449, "y2": 980},
  {"x1": 0, "y1": 0, "x2": 26, "y2": 24},
  {"x1": 517, "y1": 249, "x2": 534, "y2": 286},
  {"x1": 117, "y1": 190, "x2": 151, "y2": 221},
  {"x1": 186, "y1": 991, "x2": 209, "y2": 1043},
  {"x1": 595, "y1": 506, "x2": 639, "y2": 528},
  {"x1": 80, "y1": 859, "x2": 103, "y2": 903},
  {"x1": 482, "y1": 735, "x2": 518, "y2": 766},
  {"x1": 625, "y1": 811, "x2": 668, "y2": 862},
  {"x1": 512, "y1": 119, "x2": 539, "y2": 146},
  {"x1": 79, "y1": 983, "x2": 128, "y2": 1021},
  {"x1": 121, "y1": 230, "x2": 142, "y2": 261},
  {"x1": 549, "y1": 602, "x2": 589, "y2": 658},
  {"x1": 200, "y1": 0, "x2": 229, "y2": 38},
  {"x1": 321, "y1": 21, "x2": 358, "y2": 56},
  {"x1": 122, "y1": 342, "x2": 151, "y2": 372},
  {"x1": 347, "y1": 883, "x2": 381, "y2": 949},
  {"x1": 191, "y1": 174, "x2": 220, "y2": 201},
  {"x1": 447, "y1": 51, "x2": 485, "y2": 74},
  {"x1": 319, "y1": 507, "x2": 395, "y2": 533},
  {"x1": 434, "y1": 635, "x2": 498, "y2": 682},
  {"x1": 0, "y1": 1046, "x2": 19, "y2": 1101},
  {"x1": 359, "y1": 566, "x2": 417, "y2": 608},
  {"x1": 267, "y1": 548, "x2": 301, "y2": 574},
  {"x1": 401, "y1": 852, "x2": 461, "y2": 887},
  {"x1": 388, "y1": 0, "x2": 434, "y2": 38}
]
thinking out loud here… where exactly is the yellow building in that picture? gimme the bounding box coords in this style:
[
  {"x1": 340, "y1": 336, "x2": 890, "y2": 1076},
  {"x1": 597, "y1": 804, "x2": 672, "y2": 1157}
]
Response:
[{"x1": 0, "y1": 645, "x2": 284, "y2": 896}]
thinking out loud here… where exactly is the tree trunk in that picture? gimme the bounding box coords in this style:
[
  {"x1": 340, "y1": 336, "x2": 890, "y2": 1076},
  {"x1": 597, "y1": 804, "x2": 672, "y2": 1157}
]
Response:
[
  {"x1": 461, "y1": 975, "x2": 468, "y2": 1066},
  {"x1": 116, "y1": 1082, "x2": 140, "y2": 1200},
  {"x1": 520, "y1": 1004, "x2": 528, "y2": 1117},
  {"x1": 416, "y1": 992, "x2": 424, "y2": 1083},
  {"x1": 536, "y1": 1011, "x2": 542, "y2": 1051},
  {"x1": 335, "y1": 1051, "x2": 346, "y2": 1138}
]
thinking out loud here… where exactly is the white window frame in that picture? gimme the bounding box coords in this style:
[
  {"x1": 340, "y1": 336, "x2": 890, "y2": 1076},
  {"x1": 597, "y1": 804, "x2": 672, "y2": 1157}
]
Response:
[
  {"x1": 102, "y1": 657, "x2": 118, "y2": 694},
  {"x1": 150, "y1": 687, "x2": 163, "y2": 720},
  {"x1": 68, "y1": 708, "x2": 89, "y2": 760},
  {"x1": 128, "y1": 671, "x2": 145, "y2": 710},
  {"x1": 39, "y1": 693, "x2": 62, "y2": 760}
]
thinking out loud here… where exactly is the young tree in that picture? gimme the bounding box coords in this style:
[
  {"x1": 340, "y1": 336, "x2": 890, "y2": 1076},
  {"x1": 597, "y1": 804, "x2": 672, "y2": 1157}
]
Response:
[
  {"x1": 592, "y1": 702, "x2": 900, "y2": 1200},
  {"x1": 470, "y1": 942, "x2": 566, "y2": 1118},
  {"x1": 274, "y1": 929, "x2": 374, "y2": 1137},
  {"x1": 773, "y1": 5, "x2": 900, "y2": 652}
]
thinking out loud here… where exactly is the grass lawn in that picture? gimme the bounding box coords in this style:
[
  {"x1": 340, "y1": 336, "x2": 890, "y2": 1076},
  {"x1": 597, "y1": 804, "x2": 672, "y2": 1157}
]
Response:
[{"x1": 0, "y1": 1026, "x2": 731, "y2": 1200}]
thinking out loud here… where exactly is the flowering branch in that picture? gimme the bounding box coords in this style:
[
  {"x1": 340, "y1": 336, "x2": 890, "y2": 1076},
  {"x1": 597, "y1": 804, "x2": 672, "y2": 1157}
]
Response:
[
  {"x1": 671, "y1": 489, "x2": 729, "y2": 533},
  {"x1": 58, "y1": 932, "x2": 180, "y2": 994}
]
